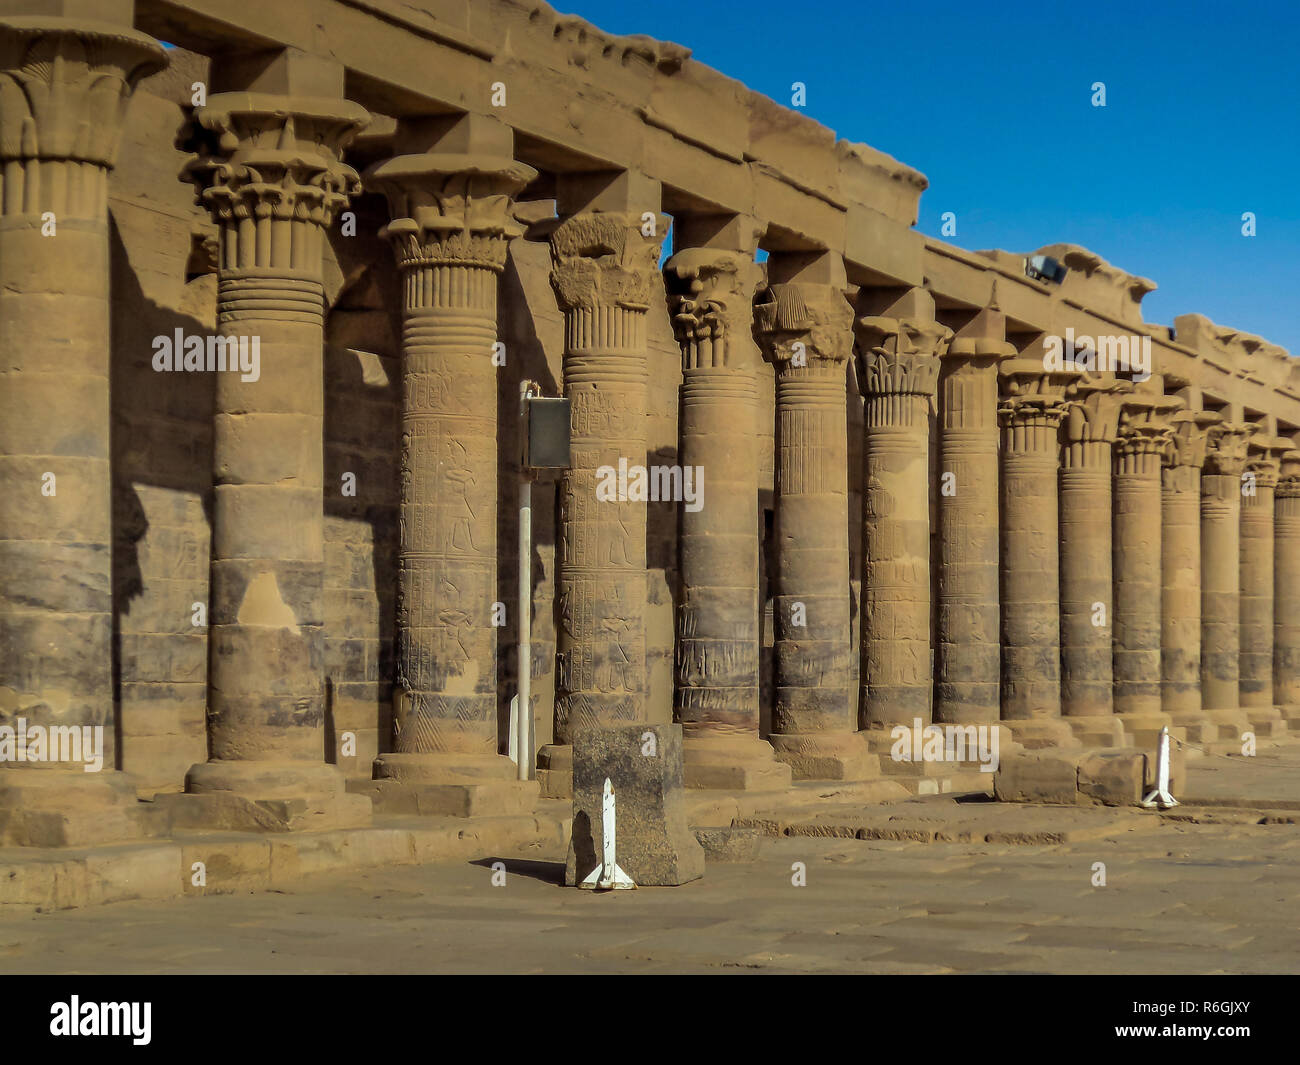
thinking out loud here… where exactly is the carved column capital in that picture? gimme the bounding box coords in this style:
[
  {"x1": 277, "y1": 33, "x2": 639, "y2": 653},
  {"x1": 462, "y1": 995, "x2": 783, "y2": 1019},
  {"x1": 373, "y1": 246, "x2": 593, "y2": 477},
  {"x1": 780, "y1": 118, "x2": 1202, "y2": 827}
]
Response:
[
  {"x1": 1062, "y1": 378, "x2": 1133, "y2": 446},
  {"x1": 188, "y1": 93, "x2": 369, "y2": 249},
  {"x1": 1277, "y1": 451, "x2": 1300, "y2": 500},
  {"x1": 1116, "y1": 393, "x2": 1183, "y2": 459},
  {"x1": 549, "y1": 210, "x2": 667, "y2": 314},
  {"x1": 1204, "y1": 421, "x2": 1260, "y2": 477},
  {"x1": 854, "y1": 313, "x2": 949, "y2": 396},
  {"x1": 663, "y1": 246, "x2": 763, "y2": 370},
  {"x1": 0, "y1": 16, "x2": 166, "y2": 217},
  {"x1": 997, "y1": 357, "x2": 1075, "y2": 427},
  {"x1": 367, "y1": 152, "x2": 536, "y2": 272},
  {"x1": 1165, "y1": 409, "x2": 1222, "y2": 469},
  {"x1": 754, "y1": 281, "x2": 853, "y2": 366},
  {"x1": 1244, "y1": 436, "x2": 1292, "y2": 490}
]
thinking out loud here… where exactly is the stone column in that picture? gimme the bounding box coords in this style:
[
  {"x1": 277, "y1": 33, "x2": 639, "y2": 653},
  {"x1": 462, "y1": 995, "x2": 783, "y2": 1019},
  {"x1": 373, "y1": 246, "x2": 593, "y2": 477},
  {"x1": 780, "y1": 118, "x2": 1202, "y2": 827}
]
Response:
[
  {"x1": 184, "y1": 75, "x2": 371, "y2": 818},
  {"x1": 754, "y1": 253, "x2": 874, "y2": 780},
  {"x1": 853, "y1": 289, "x2": 947, "y2": 733},
  {"x1": 1112, "y1": 394, "x2": 1182, "y2": 747},
  {"x1": 0, "y1": 15, "x2": 165, "y2": 845},
  {"x1": 663, "y1": 216, "x2": 790, "y2": 791},
  {"x1": 997, "y1": 358, "x2": 1076, "y2": 747},
  {"x1": 1059, "y1": 379, "x2": 1129, "y2": 745},
  {"x1": 935, "y1": 313, "x2": 1012, "y2": 725},
  {"x1": 1200, "y1": 422, "x2": 1256, "y2": 739},
  {"x1": 1161, "y1": 410, "x2": 1220, "y2": 743},
  {"x1": 1239, "y1": 435, "x2": 1290, "y2": 737},
  {"x1": 1275, "y1": 451, "x2": 1300, "y2": 730},
  {"x1": 365, "y1": 116, "x2": 537, "y2": 793},
  {"x1": 542, "y1": 173, "x2": 665, "y2": 792}
]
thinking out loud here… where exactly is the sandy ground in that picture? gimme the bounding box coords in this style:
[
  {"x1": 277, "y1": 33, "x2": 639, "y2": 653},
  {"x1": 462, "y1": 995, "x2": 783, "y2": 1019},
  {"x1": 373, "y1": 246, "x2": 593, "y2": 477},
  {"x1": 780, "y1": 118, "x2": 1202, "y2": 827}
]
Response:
[{"x1": 1, "y1": 793, "x2": 1296, "y2": 974}]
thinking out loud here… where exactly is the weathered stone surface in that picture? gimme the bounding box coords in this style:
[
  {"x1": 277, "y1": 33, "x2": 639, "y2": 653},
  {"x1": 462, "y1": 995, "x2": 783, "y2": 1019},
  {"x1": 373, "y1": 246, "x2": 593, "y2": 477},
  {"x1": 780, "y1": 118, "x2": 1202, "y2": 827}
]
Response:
[
  {"x1": 993, "y1": 751, "x2": 1078, "y2": 806},
  {"x1": 565, "y1": 724, "x2": 704, "y2": 887}
]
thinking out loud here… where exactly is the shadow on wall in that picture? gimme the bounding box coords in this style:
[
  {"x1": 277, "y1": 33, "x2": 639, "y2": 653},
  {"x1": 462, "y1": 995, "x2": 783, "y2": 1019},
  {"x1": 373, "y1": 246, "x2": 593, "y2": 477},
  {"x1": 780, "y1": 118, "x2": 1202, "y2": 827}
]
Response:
[
  {"x1": 322, "y1": 206, "x2": 402, "y2": 778},
  {"x1": 496, "y1": 250, "x2": 561, "y2": 754},
  {"x1": 108, "y1": 210, "x2": 215, "y2": 786}
]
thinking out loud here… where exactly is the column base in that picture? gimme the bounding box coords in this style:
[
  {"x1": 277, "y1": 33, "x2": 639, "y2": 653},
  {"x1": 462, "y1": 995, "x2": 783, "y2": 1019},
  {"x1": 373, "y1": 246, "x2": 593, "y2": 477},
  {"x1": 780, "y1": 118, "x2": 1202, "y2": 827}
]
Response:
[
  {"x1": 182, "y1": 759, "x2": 371, "y2": 832},
  {"x1": 1063, "y1": 715, "x2": 1127, "y2": 748},
  {"x1": 769, "y1": 731, "x2": 879, "y2": 781},
  {"x1": 1279, "y1": 704, "x2": 1300, "y2": 733},
  {"x1": 365, "y1": 751, "x2": 534, "y2": 817},
  {"x1": 1242, "y1": 704, "x2": 1287, "y2": 740},
  {"x1": 1001, "y1": 718, "x2": 1081, "y2": 750},
  {"x1": 1204, "y1": 707, "x2": 1255, "y2": 743},
  {"x1": 0, "y1": 770, "x2": 153, "y2": 848},
  {"x1": 682, "y1": 732, "x2": 793, "y2": 791},
  {"x1": 536, "y1": 743, "x2": 572, "y2": 799},
  {"x1": 1168, "y1": 708, "x2": 1214, "y2": 746},
  {"x1": 862, "y1": 723, "x2": 1012, "y2": 793},
  {"x1": 1115, "y1": 711, "x2": 1185, "y2": 752}
]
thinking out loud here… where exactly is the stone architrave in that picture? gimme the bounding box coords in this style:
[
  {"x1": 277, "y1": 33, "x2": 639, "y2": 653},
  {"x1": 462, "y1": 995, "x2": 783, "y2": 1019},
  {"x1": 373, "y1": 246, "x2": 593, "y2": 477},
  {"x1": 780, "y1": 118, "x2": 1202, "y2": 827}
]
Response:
[
  {"x1": 1160, "y1": 410, "x2": 1221, "y2": 743},
  {"x1": 547, "y1": 202, "x2": 665, "y2": 748},
  {"x1": 664, "y1": 234, "x2": 790, "y2": 791},
  {"x1": 754, "y1": 255, "x2": 875, "y2": 781},
  {"x1": 997, "y1": 357, "x2": 1077, "y2": 747},
  {"x1": 183, "y1": 86, "x2": 371, "y2": 821},
  {"x1": 935, "y1": 315, "x2": 1013, "y2": 725},
  {"x1": 365, "y1": 120, "x2": 538, "y2": 790},
  {"x1": 0, "y1": 16, "x2": 166, "y2": 845},
  {"x1": 854, "y1": 290, "x2": 948, "y2": 732},
  {"x1": 1239, "y1": 434, "x2": 1291, "y2": 737},
  {"x1": 1059, "y1": 377, "x2": 1130, "y2": 746},
  {"x1": 1275, "y1": 451, "x2": 1300, "y2": 729},
  {"x1": 1200, "y1": 422, "x2": 1258, "y2": 740},
  {"x1": 1112, "y1": 393, "x2": 1183, "y2": 748}
]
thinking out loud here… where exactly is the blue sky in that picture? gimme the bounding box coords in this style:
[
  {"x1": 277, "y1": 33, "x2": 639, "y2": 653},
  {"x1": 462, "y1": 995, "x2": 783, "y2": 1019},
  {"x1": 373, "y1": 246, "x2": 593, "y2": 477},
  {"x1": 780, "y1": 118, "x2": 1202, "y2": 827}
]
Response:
[{"x1": 556, "y1": 0, "x2": 1299, "y2": 353}]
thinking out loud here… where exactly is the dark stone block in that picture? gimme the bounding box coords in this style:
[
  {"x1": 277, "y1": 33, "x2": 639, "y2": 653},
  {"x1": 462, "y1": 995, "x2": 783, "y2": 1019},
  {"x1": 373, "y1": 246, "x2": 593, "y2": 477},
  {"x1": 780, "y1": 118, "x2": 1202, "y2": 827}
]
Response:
[{"x1": 564, "y1": 723, "x2": 704, "y2": 888}]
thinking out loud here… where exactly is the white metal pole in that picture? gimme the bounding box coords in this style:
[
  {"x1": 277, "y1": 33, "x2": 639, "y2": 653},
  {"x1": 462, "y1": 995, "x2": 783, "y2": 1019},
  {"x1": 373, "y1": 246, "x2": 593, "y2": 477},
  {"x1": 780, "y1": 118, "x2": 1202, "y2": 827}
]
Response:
[{"x1": 518, "y1": 455, "x2": 533, "y2": 782}]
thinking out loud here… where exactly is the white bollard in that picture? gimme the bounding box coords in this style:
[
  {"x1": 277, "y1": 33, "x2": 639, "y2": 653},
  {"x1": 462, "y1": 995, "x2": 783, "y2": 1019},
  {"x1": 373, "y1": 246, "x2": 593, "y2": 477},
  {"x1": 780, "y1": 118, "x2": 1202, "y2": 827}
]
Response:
[
  {"x1": 1141, "y1": 726, "x2": 1179, "y2": 809},
  {"x1": 580, "y1": 778, "x2": 636, "y2": 890}
]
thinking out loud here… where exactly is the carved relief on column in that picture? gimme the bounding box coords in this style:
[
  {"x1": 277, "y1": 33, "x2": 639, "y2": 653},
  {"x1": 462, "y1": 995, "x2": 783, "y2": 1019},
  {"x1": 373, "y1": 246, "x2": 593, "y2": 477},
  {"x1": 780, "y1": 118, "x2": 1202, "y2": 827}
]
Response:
[
  {"x1": 0, "y1": 17, "x2": 165, "y2": 842},
  {"x1": 1239, "y1": 435, "x2": 1291, "y2": 734},
  {"x1": 1161, "y1": 409, "x2": 1220, "y2": 739},
  {"x1": 1058, "y1": 378, "x2": 1130, "y2": 743},
  {"x1": 854, "y1": 310, "x2": 948, "y2": 731},
  {"x1": 755, "y1": 277, "x2": 875, "y2": 780},
  {"x1": 935, "y1": 337, "x2": 1013, "y2": 725},
  {"x1": 1200, "y1": 422, "x2": 1257, "y2": 723},
  {"x1": 185, "y1": 94, "x2": 370, "y2": 804},
  {"x1": 997, "y1": 360, "x2": 1076, "y2": 746},
  {"x1": 664, "y1": 246, "x2": 790, "y2": 789},
  {"x1": 1111, "y1": 394, "x2": 1182, "y2": 744},
  {"x1": 1275, "y1": 451, "x2": 1300, "y2": 723},
  {"x1": 366, "y1": 151, "x2": 536, "y2": 778},
  {"x1": 550, "y1": 210, "x2": 666, "y2": 742}
]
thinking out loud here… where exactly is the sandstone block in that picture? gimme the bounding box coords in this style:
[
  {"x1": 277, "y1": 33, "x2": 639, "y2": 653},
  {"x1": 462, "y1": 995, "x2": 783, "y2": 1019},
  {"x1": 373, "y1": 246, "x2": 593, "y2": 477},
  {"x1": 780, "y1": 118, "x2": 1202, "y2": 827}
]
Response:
[{"x1": 565, "y1": 724, "x2": 704, "y2": 887}]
